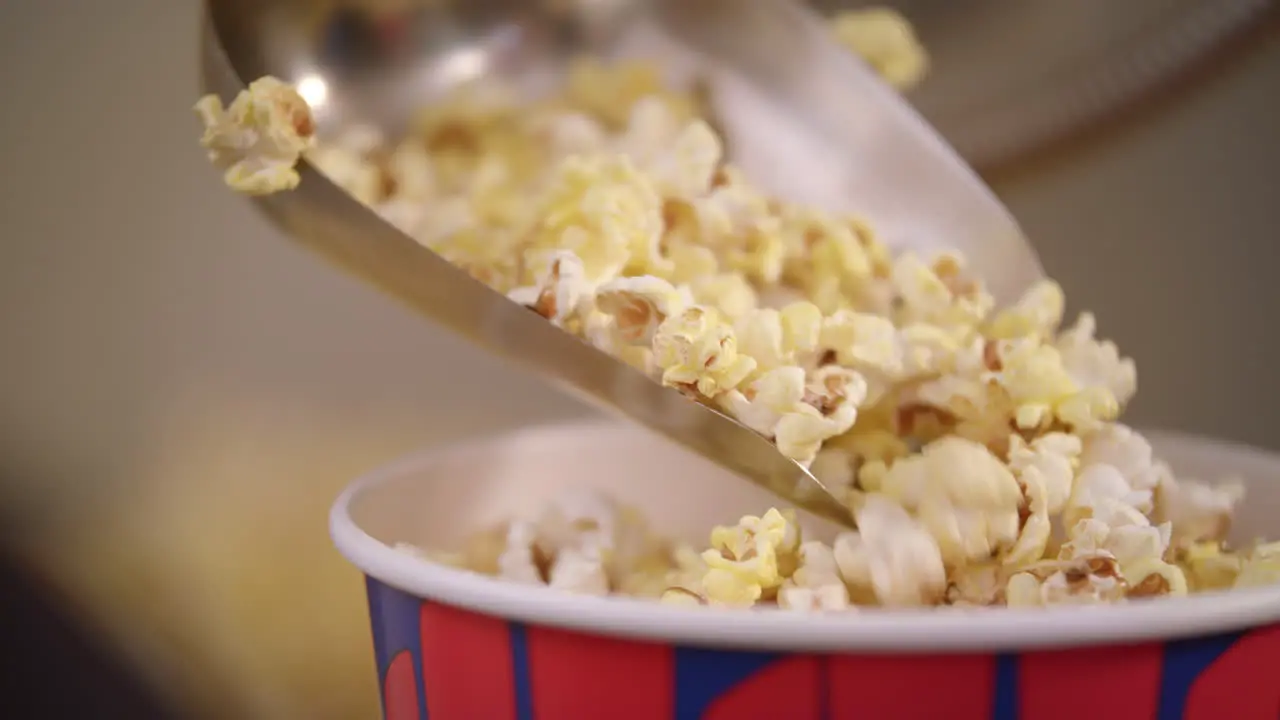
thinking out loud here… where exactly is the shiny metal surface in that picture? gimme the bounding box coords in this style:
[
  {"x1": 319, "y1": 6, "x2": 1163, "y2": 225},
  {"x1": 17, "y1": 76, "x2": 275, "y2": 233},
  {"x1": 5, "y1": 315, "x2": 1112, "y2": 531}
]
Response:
[
  {"x1": 204, "y1": 0, "x2": 641, "y2": 138},
  {"x1": 200, "y1": 0, "x2": 1041, "y2": 524}
]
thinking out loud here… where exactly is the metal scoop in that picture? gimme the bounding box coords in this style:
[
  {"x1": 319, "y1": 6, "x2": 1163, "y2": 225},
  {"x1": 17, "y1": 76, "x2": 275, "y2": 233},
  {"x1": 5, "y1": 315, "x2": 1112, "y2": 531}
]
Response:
[{"x1": 199, "y1": 0, "x2": 1044, "y2": 526}]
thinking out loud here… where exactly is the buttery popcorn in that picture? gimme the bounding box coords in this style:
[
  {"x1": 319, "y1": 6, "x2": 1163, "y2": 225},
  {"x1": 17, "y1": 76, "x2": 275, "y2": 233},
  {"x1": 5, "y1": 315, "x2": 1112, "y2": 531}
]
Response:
[
  {"x1": 198, "y1": 12, "x2": 1276, "y2": 610},
  {"x1": 195, "y1": 76, "x2": 316, "y2": 195},
  {"x1": 830, "y1": 7, "x2": 930, "y2": 91}
]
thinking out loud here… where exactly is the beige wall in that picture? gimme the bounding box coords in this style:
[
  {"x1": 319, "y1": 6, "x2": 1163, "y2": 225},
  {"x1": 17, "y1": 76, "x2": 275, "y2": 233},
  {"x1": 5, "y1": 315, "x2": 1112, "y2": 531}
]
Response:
[{"x1": 0, "y1": 1, "x2": 1277, "y2": 717}]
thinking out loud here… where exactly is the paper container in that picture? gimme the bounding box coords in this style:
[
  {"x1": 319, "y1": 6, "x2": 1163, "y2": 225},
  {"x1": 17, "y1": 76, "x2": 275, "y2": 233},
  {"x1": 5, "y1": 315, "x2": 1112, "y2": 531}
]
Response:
[{"x1": 331, "y1": 422, "x2": 1280, "y2": 720}]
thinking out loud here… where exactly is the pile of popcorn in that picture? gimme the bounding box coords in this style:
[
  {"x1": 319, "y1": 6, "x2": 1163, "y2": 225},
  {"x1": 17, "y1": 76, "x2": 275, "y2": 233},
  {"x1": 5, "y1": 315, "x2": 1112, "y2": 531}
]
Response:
[{"x1": 195, "y1": 9, "x2": 1279, "y2": 610}]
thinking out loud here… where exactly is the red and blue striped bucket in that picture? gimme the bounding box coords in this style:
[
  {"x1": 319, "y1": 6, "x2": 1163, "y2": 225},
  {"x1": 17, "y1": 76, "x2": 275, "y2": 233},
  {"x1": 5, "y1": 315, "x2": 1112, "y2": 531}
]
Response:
[{"x1": 332, "y1": 423, "x2": 1280, "y2": 720}]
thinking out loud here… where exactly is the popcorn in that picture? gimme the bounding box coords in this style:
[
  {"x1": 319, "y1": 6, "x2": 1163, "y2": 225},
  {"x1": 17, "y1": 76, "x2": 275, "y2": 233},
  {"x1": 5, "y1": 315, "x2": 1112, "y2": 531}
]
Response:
[
  {"x1": 616, "y1": 96, "x2": 687, "y2": 165},
  {"x1": 809, "y1": 448, "x2": 857, "y2": 498},
  {"x1": 664, "y1": 239, "x2": 721, "y2": 285},
  {"x1": 839, "y1": 422, "x2": 911, "y2": 473},
  {"x1": 1157, "y1": 473, "x2": 1245, "y2": 546},
  {"x1": 384, "y1": 138, "x2": 438, "y2": 202},
  {"x1": 1060, "y1": 512, "x2": 1173, "y2": 578},
  {"x1": 537, "y1": 111, "x2": 609, "y2": 158},
  {"x1": 792, "y1": 540, "x2": 842, "y2": 586},
  {"x1": 986, "y1": 279, "x2": 1067, "y2": 340},
  {"x1": 700, "y1": 509, "x2": 800, "y2": 606},
  {"x1": 769, "y1": 366, "x2": 867, "y2": 464},
  {"x1": 780, "y1": 208, "x2": 879, "y2": 313},
  {"x1": 207, "y1": 46, "x2": 1278, "y2": 612},
  {"x1": 775, "y1": 404, "x2": 852, "y2": 466},
  {"x1": 1056, "y1": 313, "x2": 1138, "y2": 408},
  {"x1": 687, "y1": 273, "x2": 758, "y2": 320},
  {"x1": 830, "y1": 7, "x2": 930, "y2": 91},
  {"x1": 833, "y1": 495, "x2": 947, "y2": 607},
  {"x1": 892, "y1": 253, "x2": 994, "y2": 331},
  {"x1": 456, "y1": 524, "x2": 509, "y2": 576},
  {"x1": 946, "y1": 563, "x2": 1005, "y2": 606},
  {"x1": 496, "y1": 521, "x2": 546, "y2": 586},
  {"x1": 194, "y1": 76, "x2": 316, "y2": 195},
  {"x1": 1079, "y1": 424, "x2": 1166, "y2": 500},
  {"x1": 306, "y1": 125, "x2": 389, "y2": 206},
  {"x1": 564, "y1": 58, "x2": 695, "y2": 130},
  {"x1": 1177, "y1": 541, "x2": 1243, "y2": 592},
  {"x1": 719, "y1": 367, "x2": 808, "y2": 437},
  {"x1": 701, "y1": 568, "x2": 765, "y2": 607},
  {"x1": 548, "y1": 544, "x2": 611, "y2": 596},
  {"x1": 615, "y1": 552, "x2": 678, "y2": 598},
  {"x1": 993, "y1": 338, "x2": 1119, "y2": 433},
  {"x1": 660, "y1": 586, "x2": 708, "y2": 607},
  {"x1": 1007, "y1": 432, "x2": 1081, "y2": 516},
  {"x1": 780, "y1": 301, "x2": 824, "y2": 357},
  {"x1": 595, "y1": 275, "x2": 686, "y2": 345},
  {"x1": 718, "y1": 219, "x2": 788, "y2": 288},
  {"x1": 1063, "y1": 462, "x2": 1153, "y2": 530},
  {"x1": 666, "y1": 543, "x2": 710, "y2": 593},
  {"x1": 531, "y1": 488, "x2": 619, "y2": 556},
  {"x1": 1007, "y1": 557, "x2": 1127, "y2": 607},
  {"x1": 781, "y1": 541, "x2": 851, "y2": 611},
  {"x1": 652, "y1": 307, "x2": 757, "y2": 398},
  {"x1": 778, "y1": 582, "x2": 851, "y2": 612},
  {"x1": 609, "y1": 505, "x2": 677, "y2": 590},
  {"x1": 508, "y1": 251, "x2": 595, "y2": 327},
  {"x1": 877, "y1": 437, "x2": 1023, "y2": 567},
  {"x1": 529, "y1": 154, "x2": 666, "y2": 284},
  {"x1": 1002, "y1": 465, "x2": 1052, "y2": 569},
  {"x1": 644, "y1": 119, "x2": 724, "y2": 199},
  {"x1": 822, "y1": 312, "x2": 965, "y2": 407},
  {"x1": 690, "y1": 171, "x2": 774, "y2": 249},
  {"x1": 1236, "y1": 542, "x2": 1280, "y2": 589},
  {"x1": 1125, "y1": 558, "x2": 1188, "y2": 599}
]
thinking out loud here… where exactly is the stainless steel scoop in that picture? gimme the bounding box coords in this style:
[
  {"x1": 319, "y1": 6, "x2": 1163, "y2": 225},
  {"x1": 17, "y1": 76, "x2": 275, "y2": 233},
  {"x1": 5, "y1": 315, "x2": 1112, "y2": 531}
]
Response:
[{"x1": 199, "y1": 0, "x2": 1044, "y2": 526}]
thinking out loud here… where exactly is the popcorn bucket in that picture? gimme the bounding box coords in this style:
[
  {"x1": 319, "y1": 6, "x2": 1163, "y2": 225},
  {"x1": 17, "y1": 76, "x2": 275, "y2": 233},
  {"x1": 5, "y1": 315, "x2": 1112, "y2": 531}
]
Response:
[{"x1": 331, "y1": 422, "x2": 1280, "y2": 720}]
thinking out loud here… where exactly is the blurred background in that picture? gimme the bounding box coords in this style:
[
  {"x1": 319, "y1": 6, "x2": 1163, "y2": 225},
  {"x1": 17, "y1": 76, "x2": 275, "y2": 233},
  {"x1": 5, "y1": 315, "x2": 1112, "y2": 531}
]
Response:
[{"x1": 0, "y1": 0, "x2": 1277, "y2": 717}]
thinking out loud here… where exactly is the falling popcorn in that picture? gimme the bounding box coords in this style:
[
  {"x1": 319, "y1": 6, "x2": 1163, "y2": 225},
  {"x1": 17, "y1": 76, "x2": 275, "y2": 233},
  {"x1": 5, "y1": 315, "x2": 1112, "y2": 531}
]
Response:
[
  {"x1": 830, "y1": 7, "x2": 930, "y2": 91},
  {"x1": 194, "y1": 76, "x2": 316, "y2": 195}
]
